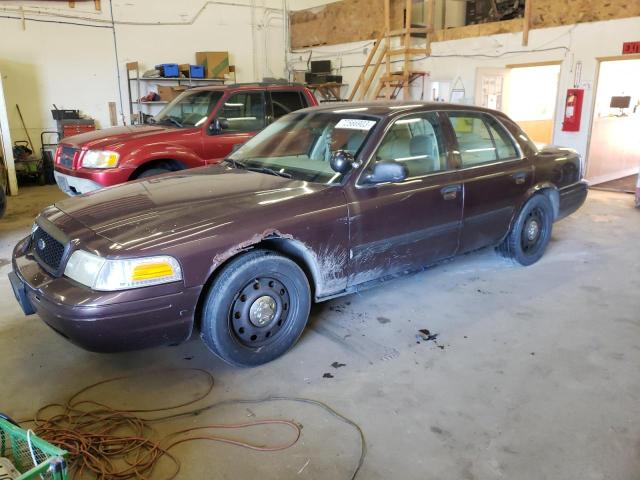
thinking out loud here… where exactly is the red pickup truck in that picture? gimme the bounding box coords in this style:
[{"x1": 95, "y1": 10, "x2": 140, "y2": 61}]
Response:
[{"x1": 54, "y1": 83, "x2": 317, "y2": 195}]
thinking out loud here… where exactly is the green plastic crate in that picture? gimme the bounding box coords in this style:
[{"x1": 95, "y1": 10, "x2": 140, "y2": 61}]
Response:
[{"x1": 0, "y1": 418, "x2": 68, "y2": 480}]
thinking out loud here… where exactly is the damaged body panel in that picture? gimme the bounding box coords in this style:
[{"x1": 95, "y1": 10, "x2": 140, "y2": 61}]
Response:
[{"x1": 10, "y1": 102, "x2": 587, "y2": 363}]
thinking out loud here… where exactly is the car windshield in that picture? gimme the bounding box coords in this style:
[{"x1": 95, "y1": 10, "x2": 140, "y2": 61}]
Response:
[
  {"x1": 227, "y1": 111, "x2": 379, "y2": 183},
  {"x1": 152, "y1": 90, "x2": 223, "y2": 128}
]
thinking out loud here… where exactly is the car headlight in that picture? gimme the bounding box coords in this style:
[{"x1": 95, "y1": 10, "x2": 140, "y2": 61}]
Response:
[
  {"x1": 81, "y1": 150, "x2": 119, "y2": 169},
  {"x1": 64, "y1": 250, "x2": 182, "y2": 291}
]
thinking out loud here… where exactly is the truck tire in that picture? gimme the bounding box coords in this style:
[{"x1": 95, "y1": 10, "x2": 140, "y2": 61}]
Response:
[
  {"x1": 497, "y1": 194, "x2": 553, "y2": 266},
  {"x1": 136, "y1": 168, "x2": 171, "y2": 179},
  {"x1": 200, "y1": 249, "x2": 311, "y2": 367}
]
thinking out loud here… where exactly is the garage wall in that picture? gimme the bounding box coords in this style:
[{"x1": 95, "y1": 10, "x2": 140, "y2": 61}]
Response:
[
  {"x1": 0, "y1": 0, "x2": 288, "y2": 152},
  {"x1": 287, "y1": 15, "x2": 640, "y2": 164}
]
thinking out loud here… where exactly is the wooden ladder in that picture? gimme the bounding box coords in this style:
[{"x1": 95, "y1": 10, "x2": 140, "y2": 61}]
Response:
[{"x1": 348, "y1": 0, "x2": 434, "y2": 102}]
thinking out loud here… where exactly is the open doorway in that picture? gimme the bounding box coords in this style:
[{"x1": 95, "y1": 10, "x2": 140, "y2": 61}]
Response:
[
  {"x1": 475, "y1": 62, "x2": 561, "y2": 146},
  {"x1": 586, "y1": 57, "x2": 640, "y2": 190}
]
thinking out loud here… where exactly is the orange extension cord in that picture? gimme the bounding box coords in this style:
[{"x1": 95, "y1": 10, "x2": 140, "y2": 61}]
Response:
[{"x1": 25, "y1": 369, "x2": 303, "y2": 480}]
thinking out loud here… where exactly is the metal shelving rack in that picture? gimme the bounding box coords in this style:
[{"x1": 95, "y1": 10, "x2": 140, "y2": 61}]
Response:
[{"x1": 125, "y1": 61, "x2": 229, "y2": 124}]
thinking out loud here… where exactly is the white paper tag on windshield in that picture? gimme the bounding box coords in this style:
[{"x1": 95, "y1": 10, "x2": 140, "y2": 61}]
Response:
[{"x1": 335, "y1": 119, "x2": 376, "y2": 131}]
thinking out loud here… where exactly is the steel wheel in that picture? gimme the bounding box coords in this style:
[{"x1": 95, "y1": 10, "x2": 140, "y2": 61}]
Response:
[
  {"x1": 229, "y1": 277, "x2": 290, "y2": 347},
  {"x1": 520, "y1": 206, "x2": 547, "y2": 254}
]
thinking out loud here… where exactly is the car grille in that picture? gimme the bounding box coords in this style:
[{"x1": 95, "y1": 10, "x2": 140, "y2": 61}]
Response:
[
  {"x1": 59, "y1": 146, "x2": 77, "y2": 168},
  {"x1": 32, "y1": 226, "x2": 66, "y2": 273}
]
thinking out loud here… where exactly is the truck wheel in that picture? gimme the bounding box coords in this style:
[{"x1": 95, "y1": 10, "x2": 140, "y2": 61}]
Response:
[
  {"x1": 497, "y1": 194, "x2": 553, "y2": 266},
  {"x1": 200, "y1": 249, "x2": 311, "y2": 367},
  {"x1": 136, "y1": 168, "x2": 171, "y2": 179}
]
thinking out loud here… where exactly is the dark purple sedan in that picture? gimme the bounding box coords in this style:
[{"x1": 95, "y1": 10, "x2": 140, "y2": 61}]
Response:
[{"x1": 9, "y1": 102, "x2": 587, "y2": 366}]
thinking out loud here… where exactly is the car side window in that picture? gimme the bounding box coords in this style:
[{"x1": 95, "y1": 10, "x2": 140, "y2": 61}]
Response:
[
  {"x1": 448, "y1": 113, "x2": 519, "y2": 167},
  {"x1": 218, "y1": 92, "x2": 266, "y2": 133},
  {"x1": 271, "y1": 91, "x2": 307, "y2": 119},
  {"x1": 486, "y1": 117, "x2": 519, "y2": 160},
  {"x1": 372, "y1": 112, "x2": 447, "y2": 178}
]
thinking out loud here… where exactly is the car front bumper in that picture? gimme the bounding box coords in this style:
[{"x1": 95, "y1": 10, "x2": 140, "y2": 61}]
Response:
[
  {"x1": 10, "y1": 238, "x2": 201, "y2": 352},
  {"x1": 54, "y1": 171, "x2": 102, "y2": 196},
  {"x1": 53, "y1": 165, "x2": 136, "y2": 196}
]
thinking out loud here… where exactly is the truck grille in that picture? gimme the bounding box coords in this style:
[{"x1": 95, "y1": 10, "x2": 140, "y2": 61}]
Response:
[
  {"x1": 59, "y1": 146, "x2": 78, "y2": 168},
  {"x1": 32, "y1": 226, "x2": 67, "y2": 273}
]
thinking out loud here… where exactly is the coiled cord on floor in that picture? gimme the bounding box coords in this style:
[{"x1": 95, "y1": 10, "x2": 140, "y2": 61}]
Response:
[{"x1": 22, "y1": 369, "x2": 365, "y2": 480}]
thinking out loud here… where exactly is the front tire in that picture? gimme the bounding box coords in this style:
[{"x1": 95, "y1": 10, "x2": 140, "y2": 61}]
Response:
[
  {"x1": 201, "y1": 250, "x2": 311, "y2": 367},
  {"x1": 136, "y1": 167, "x2": 171, "y2": 179},
  {"x1": 497, "y1": 194, "x2": 553, "y2": 266}
]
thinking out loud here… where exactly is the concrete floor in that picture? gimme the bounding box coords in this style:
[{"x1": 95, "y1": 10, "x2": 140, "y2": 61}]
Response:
[{"x1": 1, "y1": 185, "x2": 639, "y2": 480}]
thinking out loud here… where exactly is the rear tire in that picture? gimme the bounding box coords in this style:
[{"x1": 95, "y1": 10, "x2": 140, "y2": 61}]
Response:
[
  {"x1": 200, "y1": 250, "x2": 311, "y2": 367},
  {"x1": 497, "y1": 194, "x2": 553, "y2": 266}
]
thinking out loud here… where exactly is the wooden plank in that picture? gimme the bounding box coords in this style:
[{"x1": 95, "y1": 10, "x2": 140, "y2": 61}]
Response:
[
  {"x1": 291, "y1": 0, "x2": 640, "y2": 49},
  {"x1": 108, "y1": 102, "x2": 117, "y2": 126},
  {"x1": 522, "y1": 0, "x2": 532, "y2": 46},
  {"x1": 0, "y1": 74, "x2": 17, "y2": 195},
  {"x1": 404, "y1": 0, "x2": 412, "y2": 98},
  {"x1": 505, "y1": 60, "x2": 562, "y2": 68},
  {"x1": 94, "y1": 0, "x2": 101, "y2": 11},
  {"x1": 359, "y1": 46, "x2": 387, "y2": 100},
  {"x1": 348, "y1": 36, "x2": 382, "y2": 101},
  {"x1": 388, "y1": 47, "x2": 429, "y2": 56},
  {"x1": 384, "y1": 0, "x2": 391, "y2": 100},
  {"x1": 69, "y1": 1, "x2": 75, "y2": 7}
]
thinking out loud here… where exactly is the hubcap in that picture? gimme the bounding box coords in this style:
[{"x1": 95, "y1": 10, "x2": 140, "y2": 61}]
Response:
[
  {"x1": 229, "y1": 277, "x2": 290, "y2": 348},
  {"x1": 526, "y1": 220, "x2": 540, "y2": 241},
  {"x1": 249, "y1": 295, "x2": 277, "y2": 327},
  {"x1": 521, "y1": 207, "x2": 546, "y2": 254}
]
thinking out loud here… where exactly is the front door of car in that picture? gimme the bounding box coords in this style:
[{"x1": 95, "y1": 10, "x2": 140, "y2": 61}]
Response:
[
  {"x1": 443, "y1": 111, "x2": 533, "y2": 253},
  {"x1": 202, "y1": 90, "x2": 267, "y2": 164},
  {"x1": 345, "y1": 111, "x2": 463, "y2": 286}
]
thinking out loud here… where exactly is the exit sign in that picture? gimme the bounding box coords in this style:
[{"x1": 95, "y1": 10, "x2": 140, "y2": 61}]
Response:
[{"x1": 622, "y1": 41, "x2": 640, "y2": 54}]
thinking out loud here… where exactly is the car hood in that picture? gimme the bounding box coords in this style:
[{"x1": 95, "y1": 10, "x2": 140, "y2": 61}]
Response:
[
  {"x1": 62, "y1": 124, "x2": 192, "y2": 150},
  {"x1": 54, "y1": 166, "x2": 324, "y2": 250}
]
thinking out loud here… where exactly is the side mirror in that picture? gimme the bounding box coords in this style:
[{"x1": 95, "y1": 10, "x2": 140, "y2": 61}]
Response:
[
  {"x1": 329, "y1": 150, "x2": 356, "y2": 174},
  {"x1": 209, "y1": 118, "x2": 229, "y2": 134},
  {"x1": 363, "y1": 161, "x2": 408, "y2": 184}
]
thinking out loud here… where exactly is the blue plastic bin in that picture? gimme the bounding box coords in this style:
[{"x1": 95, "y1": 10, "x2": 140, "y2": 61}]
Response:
[
  {"x1": 189, "y1": 65, "x2": 205, "y2": 78},
  {"x1": 155, "y1": 64, "x2": 180, "y2": 78}
]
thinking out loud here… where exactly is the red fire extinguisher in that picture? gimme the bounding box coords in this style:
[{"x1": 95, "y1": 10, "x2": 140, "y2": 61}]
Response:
[{"x1": 562, "y1": 88, "x2": 584, "y2": 132}]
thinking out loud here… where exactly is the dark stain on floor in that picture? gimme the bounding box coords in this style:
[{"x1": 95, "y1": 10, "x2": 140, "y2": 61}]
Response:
[{"x1": 377, "y1": 316, "x2": 391, "y2": 324}]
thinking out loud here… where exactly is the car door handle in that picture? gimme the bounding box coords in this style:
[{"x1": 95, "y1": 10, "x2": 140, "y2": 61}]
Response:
[
  {"x1": 512, "y1": 172, "x2": 527, "y2": 184},
  {"x1": 441, "y1": 184, "x2": 461, "y2": 200}
]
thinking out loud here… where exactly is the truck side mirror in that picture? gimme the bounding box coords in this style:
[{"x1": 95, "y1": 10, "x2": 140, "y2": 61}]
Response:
[{"x1": 209, "y1": 118, "x2": 229, "y2": 134}]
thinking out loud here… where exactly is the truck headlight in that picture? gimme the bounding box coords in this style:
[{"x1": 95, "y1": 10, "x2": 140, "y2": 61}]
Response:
[
  {"x1": 81, "y1": 150, "x2": 119, "y2": 169},
  {"x1": 64, "y1": 250, "x2": 182, "y2": 291}
]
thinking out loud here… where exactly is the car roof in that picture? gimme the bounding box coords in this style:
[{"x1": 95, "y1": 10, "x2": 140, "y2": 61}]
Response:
[{"x1": 296, "y1": 101, "x2": 508, "y2": 119}]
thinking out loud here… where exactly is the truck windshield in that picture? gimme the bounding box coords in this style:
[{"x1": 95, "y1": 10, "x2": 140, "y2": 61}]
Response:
[
  {"x1": 226, "y1": 111, "x2": 379, "y2": 184},
  {"x1": 153, "y1": 90, "x2": 223, "y2": 128}
]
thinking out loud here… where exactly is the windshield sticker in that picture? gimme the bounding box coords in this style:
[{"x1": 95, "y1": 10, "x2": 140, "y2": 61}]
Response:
[{"x1": 335, "y1": 119, "x2": 376, "y2": 131}]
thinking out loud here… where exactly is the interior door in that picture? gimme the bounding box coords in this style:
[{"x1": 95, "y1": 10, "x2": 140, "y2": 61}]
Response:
[
  {"x1": 345, "y1": 111, "x2": 463, "y2": 286},
  {"x1": 475, "y1": 67, "x2": 511, "y2": 112},
  {"x1": 444, "y1": 111, "x2": 533, "y2": 253},
  {"x1": 202, "y1": 90, "x2": 266, "y2": 164}
]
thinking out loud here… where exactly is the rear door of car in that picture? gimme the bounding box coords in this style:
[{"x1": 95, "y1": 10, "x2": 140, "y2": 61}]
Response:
[
  {"x1": 202, "y1": 90, "x2": 267, "y2": 164},
  {"x1": 442, "y1": 111, "x2": 533, "y2": 253},
  {"x1": 345, "y1": 111, "x2": 463, "y2": 286},
  {"x1": 267, "y1": 89, "x2": 311, "y2": 124}
]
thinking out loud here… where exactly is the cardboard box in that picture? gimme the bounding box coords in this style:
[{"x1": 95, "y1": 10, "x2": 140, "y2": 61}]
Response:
[
  {"x1": 157, "y1": 85, "x2": 188, "y2": 102},
  {"x1": 293, "y1": 71, "x2": 306, "y2": 84},
  {"x1": 195, "y1": 51, "x2": 229, "y2": 78}
]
